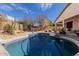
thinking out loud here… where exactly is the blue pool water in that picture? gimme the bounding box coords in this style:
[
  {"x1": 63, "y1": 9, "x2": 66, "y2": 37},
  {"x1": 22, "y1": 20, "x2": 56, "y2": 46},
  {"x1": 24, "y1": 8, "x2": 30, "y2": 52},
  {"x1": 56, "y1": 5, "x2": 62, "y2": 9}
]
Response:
[{"x1": 4, "y1": 33, "x2": 79, "y2": 56}]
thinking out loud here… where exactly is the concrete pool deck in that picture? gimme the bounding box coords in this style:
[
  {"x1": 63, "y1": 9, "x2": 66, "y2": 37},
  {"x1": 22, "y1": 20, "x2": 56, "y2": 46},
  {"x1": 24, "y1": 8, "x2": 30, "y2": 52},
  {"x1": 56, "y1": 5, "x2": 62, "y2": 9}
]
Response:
[{"x1": 0, "y1": 45, "x2": 9, "y2": 56}]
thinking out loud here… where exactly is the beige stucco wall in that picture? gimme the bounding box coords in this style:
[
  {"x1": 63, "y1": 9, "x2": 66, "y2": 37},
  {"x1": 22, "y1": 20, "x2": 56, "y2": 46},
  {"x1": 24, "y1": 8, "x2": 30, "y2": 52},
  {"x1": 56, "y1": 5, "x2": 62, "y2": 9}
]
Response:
[
  {"x1": 55, "y1": 3, "x2": 79, "y2": 31},
  {"x1": 64, "y1": 15, "x2": 79, "y2": 31},
  {"x1": 56, "y1": 3, "x2": 79, "y2": 23},
  {"x1": 73, "y1": 16, "x2": 79, "y2": 30}
]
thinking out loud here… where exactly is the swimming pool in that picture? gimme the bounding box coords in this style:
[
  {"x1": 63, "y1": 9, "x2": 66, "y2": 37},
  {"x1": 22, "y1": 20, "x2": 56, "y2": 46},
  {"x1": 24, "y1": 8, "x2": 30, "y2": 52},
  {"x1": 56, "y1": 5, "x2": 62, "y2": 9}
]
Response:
[{"x1": 4, "y1": 33, "x2": 79, "y2": 56}]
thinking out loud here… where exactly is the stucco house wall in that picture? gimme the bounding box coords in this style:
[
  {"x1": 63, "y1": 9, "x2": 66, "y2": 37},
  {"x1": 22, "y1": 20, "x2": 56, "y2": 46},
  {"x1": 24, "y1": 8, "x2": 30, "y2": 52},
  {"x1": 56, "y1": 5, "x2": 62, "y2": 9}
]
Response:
[
  {"x1": 55, "y1": 3, "x2": 79, "y2": 23},
  {"x1": 55, "y1": 3, "x2": 79, "y2": 31},
  {"x1": 64, "y1": 15, "x2": 79, "y2": 31},
  {"x1": 73, "y1": 16, "x2": 79, "y2": 30}
]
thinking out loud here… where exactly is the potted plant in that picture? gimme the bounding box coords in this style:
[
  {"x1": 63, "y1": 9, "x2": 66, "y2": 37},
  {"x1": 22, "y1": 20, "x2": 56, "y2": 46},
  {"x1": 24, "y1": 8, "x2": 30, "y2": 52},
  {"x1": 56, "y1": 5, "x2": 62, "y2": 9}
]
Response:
[
  {"x1": 59, "y1": 28, "x2": 66, "y2": 34},
  {"x1": 74, "y1": 30, "x2": 79, "y2": 36}
]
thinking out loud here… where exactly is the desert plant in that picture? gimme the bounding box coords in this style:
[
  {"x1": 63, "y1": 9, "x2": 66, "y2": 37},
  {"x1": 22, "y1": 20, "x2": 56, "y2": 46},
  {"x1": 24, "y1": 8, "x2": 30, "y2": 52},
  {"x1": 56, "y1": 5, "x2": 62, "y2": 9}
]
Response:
[
  {"x1": 3, "y1": 24, "x2": 13, "y2": 34},
  {"x1": 59, "y1": 28, "x2": 66, "y2": 34},
  {"x1": 73, "y1": 30, "x2": 79, "y2": 36},
  {"x1": 73, "y1": 30, "x2": 79, "y2": 33}
]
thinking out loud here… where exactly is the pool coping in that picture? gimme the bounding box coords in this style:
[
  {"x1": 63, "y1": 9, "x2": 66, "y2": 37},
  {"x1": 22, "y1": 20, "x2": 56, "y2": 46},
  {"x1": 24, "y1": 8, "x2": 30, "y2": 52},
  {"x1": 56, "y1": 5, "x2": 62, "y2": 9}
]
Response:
[
  {"x1": 2, "y1": 32, "x2": 79, "y2": 56},
  {"x1": 0, "y1": 32, "x2": 34, "y2": 45},
  {"x1": 0, "y1": 32, "x2": 34, "y2": 56},
  {"x1": 60, "y1": 36, "x2": 79, "y2": 47},
  {"x1": 0, "y1": 35, "x2": 29, "y2": 56},
  {"x1": 60, "y1": 36, "x2": 79, "y2": 56}
]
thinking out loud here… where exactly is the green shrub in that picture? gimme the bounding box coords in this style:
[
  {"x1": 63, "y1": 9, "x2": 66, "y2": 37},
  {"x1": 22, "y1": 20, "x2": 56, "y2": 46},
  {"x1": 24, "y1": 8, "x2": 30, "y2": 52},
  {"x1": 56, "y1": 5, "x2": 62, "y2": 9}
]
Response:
[
  {"x1": 73, "y1": 30, "x2": 79, "y2": 33},
  {"x1": 3, "y1": 24, "x2": 13, "y2": 34},
  {"x1": 59, "y1": 28, "x2": 66, "y2": 34}
]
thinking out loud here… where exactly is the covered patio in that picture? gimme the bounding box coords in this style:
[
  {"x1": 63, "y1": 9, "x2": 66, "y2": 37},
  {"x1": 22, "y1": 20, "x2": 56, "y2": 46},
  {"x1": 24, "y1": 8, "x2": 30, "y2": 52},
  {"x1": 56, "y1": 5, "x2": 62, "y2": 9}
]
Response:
[{"x1": 55, "y1": 3, "x2": 79, "y2": 32}]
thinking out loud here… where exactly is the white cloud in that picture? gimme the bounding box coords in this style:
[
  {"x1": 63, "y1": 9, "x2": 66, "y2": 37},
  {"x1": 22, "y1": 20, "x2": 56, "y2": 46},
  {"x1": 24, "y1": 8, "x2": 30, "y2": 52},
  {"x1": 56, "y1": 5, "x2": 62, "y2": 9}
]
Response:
[
  {"x1": 6, "y1": 15, "x2": 14, "y2": 21},
  {"x1": 10, "y1": 3, "x2": 29, "y2": 14},
  {"x1": 17, "y1": 6, "x2": 27, "y2": 11},
  {"x1": 24, "y1": 9, "x2": 35, "y2": 14},
  {"x1": 10, "y1": 4, "x2": 26, "y2": 11},
  {"x1": 40, "y1": 3, "x2": 53, "y2": 11},
  {"x1": 18, "y1": 6, "x2": 29, "y2": 14},
  {"x1": 0, "y1": 4, "x2": 13, "y2": 11},
  {"x1": 0, "y1": 5, "x2": 13, "y2": 11},
  {"x1": 6, "y1": 15, "x2": 19, "y2": 21},
  {"x1": 29, "y1": 10, "x2": 35, "y2": 14},
  {"x1": 10, "y1": 3, "x2": 34, "y2": 14},
  {"x1": 17, "y1": 6, "x2": 33, "y2": 14}
]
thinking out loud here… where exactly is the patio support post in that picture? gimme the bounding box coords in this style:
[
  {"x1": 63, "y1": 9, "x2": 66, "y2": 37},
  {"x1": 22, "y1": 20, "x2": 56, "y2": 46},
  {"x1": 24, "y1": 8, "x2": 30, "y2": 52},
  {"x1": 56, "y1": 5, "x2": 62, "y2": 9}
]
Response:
[
  {"x1": 63, "y1": 19, "x2": 65, "y2": 28},
  {"x1": 55, "y1": 23, "x2": 57, "y2": 32},
  {"x1": 62, "y1": 19, "x2": 66, "y2": 31}
]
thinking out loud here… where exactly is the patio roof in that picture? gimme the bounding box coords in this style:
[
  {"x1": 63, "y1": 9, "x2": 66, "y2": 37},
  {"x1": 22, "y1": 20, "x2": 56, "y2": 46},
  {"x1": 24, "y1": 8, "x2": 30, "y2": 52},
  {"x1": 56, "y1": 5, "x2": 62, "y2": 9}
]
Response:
[{"x1": 54, "y1": 3, "x2": 79, "y2": 23}]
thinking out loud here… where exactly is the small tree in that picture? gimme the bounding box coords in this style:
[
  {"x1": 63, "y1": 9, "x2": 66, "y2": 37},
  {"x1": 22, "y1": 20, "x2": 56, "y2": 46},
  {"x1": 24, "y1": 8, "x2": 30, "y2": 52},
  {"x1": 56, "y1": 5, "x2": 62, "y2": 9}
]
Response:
[
  {"x1": 49, "y1": 21, "x2": 54, "y2": 27},
  {"x1": 3, "y1": 24, "x2": 13, "y2": 34}
]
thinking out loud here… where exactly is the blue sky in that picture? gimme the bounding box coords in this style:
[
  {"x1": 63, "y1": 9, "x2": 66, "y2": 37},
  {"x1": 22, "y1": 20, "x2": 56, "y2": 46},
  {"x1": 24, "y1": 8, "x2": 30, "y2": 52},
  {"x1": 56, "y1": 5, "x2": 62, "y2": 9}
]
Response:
[{"x1": 0, "y1": 3, "x2": 66, "y2": 21}]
